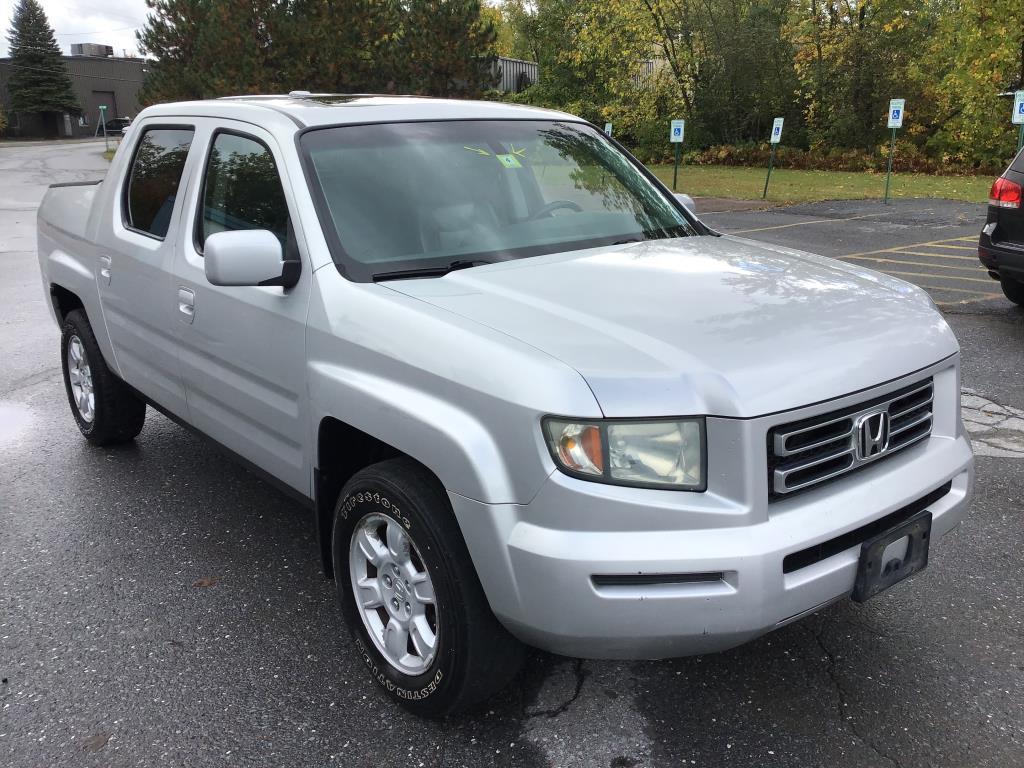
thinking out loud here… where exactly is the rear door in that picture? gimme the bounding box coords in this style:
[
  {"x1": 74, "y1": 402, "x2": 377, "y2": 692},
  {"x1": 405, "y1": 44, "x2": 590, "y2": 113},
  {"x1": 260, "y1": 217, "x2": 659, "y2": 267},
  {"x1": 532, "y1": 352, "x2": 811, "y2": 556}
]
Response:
[
  {"x1": 97, "y1": 122, "x2": 195, "y2": 417},
  {"x1": 171, "y1": 120, "x2": 312, "y2": 494}
]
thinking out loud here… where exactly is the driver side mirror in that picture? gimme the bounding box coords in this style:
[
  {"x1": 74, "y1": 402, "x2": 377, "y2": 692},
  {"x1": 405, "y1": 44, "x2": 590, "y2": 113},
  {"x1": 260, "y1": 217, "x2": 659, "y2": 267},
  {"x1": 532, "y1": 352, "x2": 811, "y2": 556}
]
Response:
[
  {"x1": 674, "y1": 193, "x2": 696, "y2": 213},
  {"x1": 204, "y1": 229, "x2": 300, "y2": 289}
]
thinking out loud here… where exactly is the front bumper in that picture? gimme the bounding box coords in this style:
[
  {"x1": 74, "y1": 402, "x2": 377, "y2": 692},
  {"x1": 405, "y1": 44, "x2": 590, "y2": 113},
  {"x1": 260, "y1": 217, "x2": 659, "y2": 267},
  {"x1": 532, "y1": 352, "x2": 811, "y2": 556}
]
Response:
[{"x1": 450, "y1": 360, "x2": 974, "y2": 659}]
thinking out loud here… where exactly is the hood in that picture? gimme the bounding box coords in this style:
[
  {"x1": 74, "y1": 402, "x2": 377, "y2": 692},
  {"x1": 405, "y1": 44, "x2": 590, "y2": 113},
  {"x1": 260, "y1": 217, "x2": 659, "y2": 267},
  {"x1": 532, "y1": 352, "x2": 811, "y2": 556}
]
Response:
[{"x1": 384, "y1": 235, "x2": 958, "y2": 418}]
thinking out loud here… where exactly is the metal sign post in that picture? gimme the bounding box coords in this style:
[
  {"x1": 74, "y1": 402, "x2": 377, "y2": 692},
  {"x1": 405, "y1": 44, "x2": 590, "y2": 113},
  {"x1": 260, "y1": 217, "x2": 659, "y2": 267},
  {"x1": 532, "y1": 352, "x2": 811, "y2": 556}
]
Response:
[
  {"x1": 670, "y1": 119, "x2": 685, "y2": 191},
  {"x1": 1013, "y1": 91, "x2": 1024, "y2": 152},
  {"x1": 98, "y1": 105, "x2": 109, "y2": 152},
  {"x1": 884, "y1": 99, "x2": 905, "y2": 204},
  {"x1": 762, "y1": 117, "x2": 784, "y2": 199}
]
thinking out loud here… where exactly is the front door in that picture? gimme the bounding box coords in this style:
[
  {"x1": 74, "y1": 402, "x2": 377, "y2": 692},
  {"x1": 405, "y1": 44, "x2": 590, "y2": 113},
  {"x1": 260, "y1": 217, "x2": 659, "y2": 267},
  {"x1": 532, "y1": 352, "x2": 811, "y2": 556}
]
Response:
[{"x1": 172, "y1": 121, "x2": 311, "y2": 494}]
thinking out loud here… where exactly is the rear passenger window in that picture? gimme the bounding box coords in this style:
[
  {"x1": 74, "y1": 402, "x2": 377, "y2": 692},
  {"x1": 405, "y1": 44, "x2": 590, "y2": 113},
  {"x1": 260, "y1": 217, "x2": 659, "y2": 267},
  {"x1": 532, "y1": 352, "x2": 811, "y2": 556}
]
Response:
[
  {"x1": 124, "y1": 128, "x2": 194, "y2": 239},
  {"x1": 1011, "y1": 147, "x2": 1024, "y2": 175},
  {"x1": 198, "y1": 132, "x2": 290, "y2": 249}
]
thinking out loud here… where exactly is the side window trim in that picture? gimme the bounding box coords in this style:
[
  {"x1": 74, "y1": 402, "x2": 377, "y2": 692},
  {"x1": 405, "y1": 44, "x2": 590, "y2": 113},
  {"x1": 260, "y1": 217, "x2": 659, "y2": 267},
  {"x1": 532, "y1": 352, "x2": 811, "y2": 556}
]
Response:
[
  {"x1": 120, "y1": 123, "x2": 196, "y2": 241},
  {"x1": 192, "y1": 127, "x2": 293, "y2": 257}
]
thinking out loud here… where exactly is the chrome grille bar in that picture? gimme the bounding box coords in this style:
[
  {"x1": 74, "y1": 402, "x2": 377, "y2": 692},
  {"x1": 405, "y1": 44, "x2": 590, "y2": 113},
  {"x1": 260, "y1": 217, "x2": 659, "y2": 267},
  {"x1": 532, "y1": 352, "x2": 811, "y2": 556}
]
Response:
[{"x1": 769, "y1": 378, "x2": 935, "y2": 497}]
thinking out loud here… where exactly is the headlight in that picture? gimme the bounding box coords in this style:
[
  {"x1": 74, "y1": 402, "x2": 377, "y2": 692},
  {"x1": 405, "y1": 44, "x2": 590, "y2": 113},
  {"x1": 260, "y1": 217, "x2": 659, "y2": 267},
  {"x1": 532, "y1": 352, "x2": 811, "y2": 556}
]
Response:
[{"x1": 542, "y1": 417, "x2": 706, "y2": 490}]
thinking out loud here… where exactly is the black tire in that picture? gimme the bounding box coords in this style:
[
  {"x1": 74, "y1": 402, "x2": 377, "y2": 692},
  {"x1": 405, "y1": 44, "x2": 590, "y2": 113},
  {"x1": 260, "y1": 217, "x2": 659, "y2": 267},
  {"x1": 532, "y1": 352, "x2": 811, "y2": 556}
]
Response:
[
  {"x1": 60, "y1": 309, "x2": 146, "y2": 445},
  {"x1": 1000, "y1": 276, "x2": 1024, "y2": 306},
  {"x1": 332, "y1": 457, "x2": 524, "y2": 717}
]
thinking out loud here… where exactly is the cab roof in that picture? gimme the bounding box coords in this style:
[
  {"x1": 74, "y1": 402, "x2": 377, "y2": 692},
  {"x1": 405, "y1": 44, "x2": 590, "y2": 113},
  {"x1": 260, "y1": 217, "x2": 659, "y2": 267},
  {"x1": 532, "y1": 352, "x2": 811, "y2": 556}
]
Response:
[{"x1": 137, "y1": 94, "x2": 581, "y2": 130}]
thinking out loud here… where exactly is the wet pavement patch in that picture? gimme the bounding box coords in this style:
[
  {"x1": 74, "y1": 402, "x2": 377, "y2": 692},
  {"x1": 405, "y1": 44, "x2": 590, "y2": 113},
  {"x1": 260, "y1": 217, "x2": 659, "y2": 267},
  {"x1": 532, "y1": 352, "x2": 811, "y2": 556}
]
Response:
[{"x1": 0, "y1": 402, "x2": 32, "y2": 443}]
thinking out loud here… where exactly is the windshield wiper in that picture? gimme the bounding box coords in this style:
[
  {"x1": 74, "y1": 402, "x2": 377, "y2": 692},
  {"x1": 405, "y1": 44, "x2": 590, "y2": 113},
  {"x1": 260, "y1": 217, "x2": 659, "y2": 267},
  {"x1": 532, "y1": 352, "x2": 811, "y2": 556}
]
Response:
[{"x1": 372, "y1": 259, "x2": 492, "y2": 281}]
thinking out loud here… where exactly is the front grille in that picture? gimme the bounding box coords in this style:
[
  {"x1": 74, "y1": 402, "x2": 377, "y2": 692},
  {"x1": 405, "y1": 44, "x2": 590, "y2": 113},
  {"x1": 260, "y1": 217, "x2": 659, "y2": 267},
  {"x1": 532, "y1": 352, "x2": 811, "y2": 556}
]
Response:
[{"x1": 768, "y1": 378, "x2": 934, "y2": 498}]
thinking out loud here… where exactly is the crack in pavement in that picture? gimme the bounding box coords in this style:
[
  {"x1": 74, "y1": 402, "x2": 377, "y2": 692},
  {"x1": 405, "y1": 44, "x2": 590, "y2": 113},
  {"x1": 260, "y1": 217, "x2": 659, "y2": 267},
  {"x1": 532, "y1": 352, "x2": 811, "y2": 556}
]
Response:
[
  {"x1": 961, "y1": 388, "x2": 1024, "y2": 458},
  {"x1": 523, "y1": 658, "x2": 586, "y2": 720},
  {"x1": 809, "y1": 621, "x2": 904, "y2": 768}
]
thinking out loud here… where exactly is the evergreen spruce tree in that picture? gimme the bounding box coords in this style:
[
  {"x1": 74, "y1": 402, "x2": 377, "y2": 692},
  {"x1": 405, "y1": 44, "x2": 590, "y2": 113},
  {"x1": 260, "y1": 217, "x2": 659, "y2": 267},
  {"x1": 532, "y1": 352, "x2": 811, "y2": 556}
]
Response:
[
  {"x1": 6, "y1": 0, "x2": 79, "y2": 121},
  {"x1": 396, "y1": 0, "x2": 497, "y2": 96}
]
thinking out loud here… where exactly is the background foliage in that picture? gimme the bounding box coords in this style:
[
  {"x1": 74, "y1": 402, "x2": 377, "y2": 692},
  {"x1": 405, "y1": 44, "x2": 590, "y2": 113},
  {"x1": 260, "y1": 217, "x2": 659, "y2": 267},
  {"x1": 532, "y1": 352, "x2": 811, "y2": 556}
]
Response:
[
  {"x1": 5, "y1": 0, "x2": 79, "y2": 115},
  {"x1": 137, "y1": 0, "x2": 497, "y2": 103},
  {"x1": 492, "y1": 0, "x2": 1024, "y2": 172}
]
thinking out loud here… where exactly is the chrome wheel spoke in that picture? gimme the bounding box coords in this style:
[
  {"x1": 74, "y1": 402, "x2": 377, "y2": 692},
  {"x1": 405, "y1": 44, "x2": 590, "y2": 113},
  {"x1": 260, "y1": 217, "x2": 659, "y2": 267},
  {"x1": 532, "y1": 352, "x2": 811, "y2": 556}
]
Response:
[
  {"x1": 383, "y1": 618, "x2": 408, "y2": 661},
  {"x1": 354, "y1": 527, "x2": 386, "y2": 567},
  {"x1": 385, "y1": 520, "x2": 408, "y2": 562},
  {"x1": 356, "y1": 576, "x2": 384, "y2": 609},
  {"x1": 410, "y1": 572, "x2": 435, "y2": 605},
  {"x1": 410, "y1": 615, "x2": 436, "y2": 658}
]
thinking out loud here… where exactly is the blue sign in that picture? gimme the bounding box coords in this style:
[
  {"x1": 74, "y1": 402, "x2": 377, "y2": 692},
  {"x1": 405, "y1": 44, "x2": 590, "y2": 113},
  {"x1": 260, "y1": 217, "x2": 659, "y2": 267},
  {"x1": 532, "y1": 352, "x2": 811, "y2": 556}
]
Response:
[
  {"x1": 670, "y1": 119, "x2": 685, "y2": 143},
  {"x1": 887, "y1": 98, "x2": 905, "y2": 128}
]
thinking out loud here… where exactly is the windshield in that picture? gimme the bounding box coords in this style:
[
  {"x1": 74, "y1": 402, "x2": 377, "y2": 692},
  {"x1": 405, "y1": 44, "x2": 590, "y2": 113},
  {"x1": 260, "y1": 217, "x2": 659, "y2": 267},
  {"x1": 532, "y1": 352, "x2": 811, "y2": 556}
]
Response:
[{"x1": 300, "y1": 120, "x2": 697, "y2": 280}]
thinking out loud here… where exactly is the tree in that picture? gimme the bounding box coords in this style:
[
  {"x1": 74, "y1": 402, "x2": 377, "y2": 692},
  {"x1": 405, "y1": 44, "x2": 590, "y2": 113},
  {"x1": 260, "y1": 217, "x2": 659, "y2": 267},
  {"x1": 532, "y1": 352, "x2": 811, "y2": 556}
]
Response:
[
  {"x1": 138, "y1": 0, "x2": 292, "y2": 103},
  {"x1": 922, "y1": 0, "x2": 1024, "y2": 167},
  {"x1": 394, "y1": 0, "x2": 497, "y2": 96},
  {"x1": 5, "y1": 0, "x2": 79, "y2": 120},
  {"x1": 278, "y1": 0, "x2": 397, "y2": 93},
  {"x1": 137, "y1": 0, "x2": 213, "y2": 102}
]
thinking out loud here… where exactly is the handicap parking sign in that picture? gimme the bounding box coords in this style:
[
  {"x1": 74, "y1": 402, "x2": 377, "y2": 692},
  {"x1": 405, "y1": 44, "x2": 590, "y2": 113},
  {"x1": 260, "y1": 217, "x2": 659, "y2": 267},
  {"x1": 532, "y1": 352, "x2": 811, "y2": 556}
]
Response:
[
  {"x1": 1013, "y1": 91, "x2": 1024, "y2": 125},
  {"x1": 670, "y1": 119, "x2": 685, "y2": 143},
  {"x1": 887, "y1": 99, "x2": 905, "y2": 128},
  {"x1": 770, "y1": 117, "x2": 784, "y2": 144}
]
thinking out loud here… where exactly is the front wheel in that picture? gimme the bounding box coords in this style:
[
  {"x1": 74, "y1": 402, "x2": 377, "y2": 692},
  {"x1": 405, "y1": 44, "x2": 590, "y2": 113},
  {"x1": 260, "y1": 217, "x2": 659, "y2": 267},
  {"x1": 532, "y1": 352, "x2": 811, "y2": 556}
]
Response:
[
  {"x1": 1000, "y1": 276, "x2": 1024, "y2": 306},
  {"x1": 60, "y1": 309, "x2": 146, "y2": 445},
  {"x1": 332, "y1": 458, "x2": 524, "y2": 716}
]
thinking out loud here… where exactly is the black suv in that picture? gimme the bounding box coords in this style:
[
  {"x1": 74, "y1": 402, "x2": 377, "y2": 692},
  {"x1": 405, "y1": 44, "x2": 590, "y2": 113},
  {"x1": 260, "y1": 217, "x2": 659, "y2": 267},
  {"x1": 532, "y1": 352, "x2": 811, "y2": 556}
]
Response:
[{"x1": 979, "y1": 147, "x2": 1024, "y2": 305}]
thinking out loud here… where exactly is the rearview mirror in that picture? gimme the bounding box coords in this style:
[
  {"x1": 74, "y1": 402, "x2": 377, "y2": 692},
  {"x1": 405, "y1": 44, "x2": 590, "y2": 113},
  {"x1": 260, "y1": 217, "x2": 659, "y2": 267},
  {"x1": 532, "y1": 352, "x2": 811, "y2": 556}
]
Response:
[
  {"x1": 204, "y1": 229, "x2": 300, "y2": 288},
  {"x1": 674, "y1": 193, "x2": 696, "y2": 213}
]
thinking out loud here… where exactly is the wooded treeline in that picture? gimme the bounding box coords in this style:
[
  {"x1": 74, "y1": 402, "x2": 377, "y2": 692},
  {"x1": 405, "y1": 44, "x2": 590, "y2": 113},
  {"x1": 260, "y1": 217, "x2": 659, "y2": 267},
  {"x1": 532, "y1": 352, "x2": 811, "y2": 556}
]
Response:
[
  {"x1": 493, "y1": 0, "x2": 1024, "y2": 170},
  {"x1": 137, "y1": 0, "x2": 498, "y2": 103},
  {"x1": 135, "y1": 0, "x2": 1024, "y2": 170}
]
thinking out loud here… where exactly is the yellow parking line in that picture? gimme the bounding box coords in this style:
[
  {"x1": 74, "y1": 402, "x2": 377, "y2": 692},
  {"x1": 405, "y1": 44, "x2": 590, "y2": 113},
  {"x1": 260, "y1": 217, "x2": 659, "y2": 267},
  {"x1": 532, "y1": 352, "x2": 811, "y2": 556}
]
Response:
[
  {"x1": 839, "y1": 256, "x2": 987, "y2": 272},
  {"x1": 933, "y1": 288, "x2": 1003, "y2": 301},
  {"x1": 887, "y1": 250, "x2": 979, "y2": 261},
  {"x1": 879, "y1": 270, "x2": 994, "y2": 284},
  {"x1": 840, "y1": 237, "x2": 980, "y2": 260},
  {"x1": 921, "y1": 243, "x2": 977, "y2": 250},
  {"x1": 728, "y1": 212, "x2": 891, "y2": 234},
  {"x1": 936, "y1": 292, "x2": 1004, "y2": 307}
]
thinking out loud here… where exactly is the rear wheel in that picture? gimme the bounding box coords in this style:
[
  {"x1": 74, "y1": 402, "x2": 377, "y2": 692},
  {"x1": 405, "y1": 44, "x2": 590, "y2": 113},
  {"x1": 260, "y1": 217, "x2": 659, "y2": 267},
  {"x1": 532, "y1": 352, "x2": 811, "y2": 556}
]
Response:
[
  {"x1": 332, "y1": 458, "x2": 524, "y2": 717},
  {"x1": 60, "y1": 309, "x2": 146, "y2": 445},
  {"x1": 1000, "y1": 276, "x2": 1024, "y2": 306}
]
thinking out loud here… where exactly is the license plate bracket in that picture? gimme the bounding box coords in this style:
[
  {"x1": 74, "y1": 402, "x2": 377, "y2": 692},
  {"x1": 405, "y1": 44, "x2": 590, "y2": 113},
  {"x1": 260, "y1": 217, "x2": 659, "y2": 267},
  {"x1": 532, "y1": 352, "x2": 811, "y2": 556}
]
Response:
[{"x1": 852, "y1": 510, "x2": 932, "y2": 603}]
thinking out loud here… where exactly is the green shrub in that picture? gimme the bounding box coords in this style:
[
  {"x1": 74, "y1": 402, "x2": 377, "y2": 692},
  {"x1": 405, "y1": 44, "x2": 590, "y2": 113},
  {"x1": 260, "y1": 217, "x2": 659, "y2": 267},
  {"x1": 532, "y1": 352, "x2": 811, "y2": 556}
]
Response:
[{"x1": 676, "y1": 140, "x2": 1001, "y2": 176}]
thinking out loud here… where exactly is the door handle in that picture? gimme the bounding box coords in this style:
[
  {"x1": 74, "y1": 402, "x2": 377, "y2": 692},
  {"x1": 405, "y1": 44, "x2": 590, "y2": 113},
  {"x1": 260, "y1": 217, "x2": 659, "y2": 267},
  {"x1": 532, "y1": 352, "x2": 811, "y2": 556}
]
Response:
[
  {"x1": 177, "y1": 286, "x2": 195, "y2": 324},
  {"x1": 99, "y1": 255, "x2": 112, "y2": 284}
]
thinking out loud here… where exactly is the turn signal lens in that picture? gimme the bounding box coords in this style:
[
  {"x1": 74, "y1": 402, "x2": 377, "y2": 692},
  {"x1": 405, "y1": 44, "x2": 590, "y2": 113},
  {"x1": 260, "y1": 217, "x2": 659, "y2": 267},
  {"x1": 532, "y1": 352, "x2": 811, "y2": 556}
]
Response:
[
  {"x1": 989, "y1": 177, "x2": 1022, "y2": 209},
  {"x1": 545, "y1": 420, "x2": 604, "y2": 476}
]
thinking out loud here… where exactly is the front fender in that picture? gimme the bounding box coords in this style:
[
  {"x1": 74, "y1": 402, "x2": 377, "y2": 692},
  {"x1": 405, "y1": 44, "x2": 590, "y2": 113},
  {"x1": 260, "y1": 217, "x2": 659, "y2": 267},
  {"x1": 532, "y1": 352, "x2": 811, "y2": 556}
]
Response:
[{"x1": 307, "y1": 277, "x2": 602, "y2": 504}]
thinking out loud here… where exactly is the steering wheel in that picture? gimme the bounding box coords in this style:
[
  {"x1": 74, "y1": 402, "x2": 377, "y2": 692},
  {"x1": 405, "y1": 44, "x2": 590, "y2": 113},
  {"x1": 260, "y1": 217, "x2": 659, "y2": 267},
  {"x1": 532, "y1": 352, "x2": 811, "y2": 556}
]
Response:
[{"x1": 526, "y1": 199, "x2": 584, "y2": 221}]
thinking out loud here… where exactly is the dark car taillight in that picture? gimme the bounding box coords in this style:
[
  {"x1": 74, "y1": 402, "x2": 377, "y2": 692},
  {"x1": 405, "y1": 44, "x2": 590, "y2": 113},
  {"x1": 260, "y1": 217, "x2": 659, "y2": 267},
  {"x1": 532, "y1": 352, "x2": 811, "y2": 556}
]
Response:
[{"x1": 989, "y1": 177, "x2": 1022, "y2": 209}]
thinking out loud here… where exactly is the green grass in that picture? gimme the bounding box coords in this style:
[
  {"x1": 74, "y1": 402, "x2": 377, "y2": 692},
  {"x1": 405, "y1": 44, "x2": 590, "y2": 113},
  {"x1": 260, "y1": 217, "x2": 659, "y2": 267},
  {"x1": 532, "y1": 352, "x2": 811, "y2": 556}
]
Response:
[
  {"x1": 646, "y1": 164, "x2": 993, "y2": 204},
  {"x1": 102, "y1": 148, "x2": 116, "y2": 161}
]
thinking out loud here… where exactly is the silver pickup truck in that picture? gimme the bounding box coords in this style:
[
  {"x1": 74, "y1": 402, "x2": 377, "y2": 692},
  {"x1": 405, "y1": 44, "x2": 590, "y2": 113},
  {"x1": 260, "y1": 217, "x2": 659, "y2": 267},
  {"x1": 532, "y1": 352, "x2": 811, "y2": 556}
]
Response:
[{"x1": 37, "y1": 94, "x2": 974, "y2": 716}]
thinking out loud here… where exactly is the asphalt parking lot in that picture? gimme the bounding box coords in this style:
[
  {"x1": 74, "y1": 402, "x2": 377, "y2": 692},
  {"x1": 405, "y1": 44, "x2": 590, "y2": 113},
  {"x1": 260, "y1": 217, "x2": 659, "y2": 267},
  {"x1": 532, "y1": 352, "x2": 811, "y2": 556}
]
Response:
[{"x1": 2, "y1": 140, "x2": 1023, "y2": 768}]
